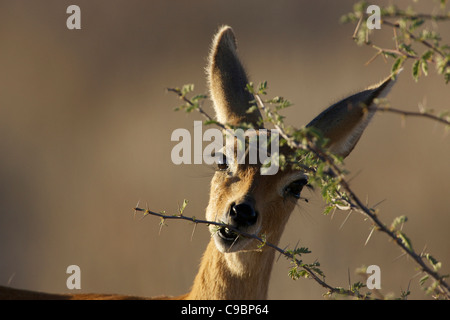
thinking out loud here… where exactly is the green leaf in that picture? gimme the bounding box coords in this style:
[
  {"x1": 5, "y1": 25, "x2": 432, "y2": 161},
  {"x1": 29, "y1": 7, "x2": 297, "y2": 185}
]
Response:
[
  {"x1": 421, "y1": 60, "x2": 429, "y2": 76},
  {"x1": 257, "y1": 234, "x2": 267, "y2": 249},
  {"x1": 286, "y1": 247, "x2": 311, "y2": 258},
  {"x1": 351, "y1": 281, "x2": 366, "y2": 291},
  {"x1": 185, "y1": 103, "x2": 197, "y2": 113},
  {"x1": 246, "y1": 105, "x2": 259, "y2": 114},
  {"x1": 421, "y1": 50, "x2": 433, "y2": 61},
  {"x1": 391, "y1": 57, "x2": 405, "y2": 74},
  {"x1": 192, "y1": 94, "x2": 207, "y2": 102},
  {"x1": 419, "y1": 274, "x2": 429, "y2": 286},
  {"x1": 294, "y1": 247, "x2": 311, "y2": 255},
  {"x1": 203, "y1": 119, "x2": 220, "y2": 126},
  {"x1": 425, "y1": 253, "x2": 442, "y2": 271},
  {"x1": 397, "y1": 231, "x2": 413, "y2": 252},
  {"x1": 181, "y1": 84, "x2": 194, "y2": 96},
  {"x1": 298, "y1": 270, "x2": 309, "y2": 278},
  {"x1": 400, "y1": 289, "x2": 411, "y2": 299},
  {"x1": 412, "y1": 59, "x2": 420, "y2": 82},
  {"x1": 246, "y1": 82, "x2": 255, "y2": 94},
  {"x1": 419, "y1": 30, "x2": 441, "y2": 42},
  {"x1": 323, "y1": 205, "x2": 334, "y2": 215},
  {"x1": 409, "y1": 18, "x2": 425, "y2": 31},
  {"x1": 399, "y1": 43, "x2": 417, "y2": 56},
  {"x1": 353, "y1": 0, "x2": 368, "y2": 14},
  {"x1": 258, "y1": 81, "x2": 268, "y2": 95},
  {"x1": 390, "y1": 215, "x2": 408, "y2": 231},
  {"x1": 288, "y1": 267, "x2": 308, "y2": 280},
  {"x1": 436, "y1": 56, "x2": 449, "y2": 74},
  {"x1": 179, "y1": 199, "x2": 189, "y2": 215},
  {"x1": 382, "y1": 51, "x2": 399, "y2": 59}
]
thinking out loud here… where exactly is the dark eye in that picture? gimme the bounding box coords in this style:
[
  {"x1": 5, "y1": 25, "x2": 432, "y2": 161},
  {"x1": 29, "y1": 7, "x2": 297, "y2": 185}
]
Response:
[
  {"x1": 216, "y1": 153, "x2": 229, "y2": 171},
  {"x1": 285, "y1": 178, "x2": 308, "y2": 199}
]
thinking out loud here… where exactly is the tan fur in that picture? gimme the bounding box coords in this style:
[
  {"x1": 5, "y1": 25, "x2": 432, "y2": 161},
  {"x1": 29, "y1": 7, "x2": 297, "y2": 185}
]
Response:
[{"x1": 0, "y1": 25, "x2": 397, "y2": 300}]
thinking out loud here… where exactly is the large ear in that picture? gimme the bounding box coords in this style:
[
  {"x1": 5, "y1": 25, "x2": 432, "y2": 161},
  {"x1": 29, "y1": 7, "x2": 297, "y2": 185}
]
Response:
[
  {"x1": 306, "y1": 74, "x2": 397, "y2": 158},
  {"x1": 207, "y1": 25, "x2": 262, "y2": 127}
]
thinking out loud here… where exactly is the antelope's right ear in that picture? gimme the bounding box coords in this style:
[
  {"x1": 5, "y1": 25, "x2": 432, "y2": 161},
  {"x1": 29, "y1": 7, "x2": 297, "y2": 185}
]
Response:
[
  {"x1": 207, "y1": 26, "x2": 262, "y2": 127},
  {"x1": 306, "y1": 73, "x2": 398, "y2": 158}
]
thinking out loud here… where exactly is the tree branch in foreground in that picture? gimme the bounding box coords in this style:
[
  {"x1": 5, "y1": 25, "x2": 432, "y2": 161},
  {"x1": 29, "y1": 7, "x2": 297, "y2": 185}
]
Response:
[
  {"x1": 253, "y1": 93, "x2": 450, "y2": 299},
  {"x1": 134, "y1": 206, "x2": 370, "y2": 299},
  {"x1": 372, "y1": 104, "x2": 450, "y2": 127},
  {"x1": 163, "y1": 84, "x2": 450, "y2": 299},
  {"x1": 342, "y1": 1, "x2": 450, "y2": 83}
]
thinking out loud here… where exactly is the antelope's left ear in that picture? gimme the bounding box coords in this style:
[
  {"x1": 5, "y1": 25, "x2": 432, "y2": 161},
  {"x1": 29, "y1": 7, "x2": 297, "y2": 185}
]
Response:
[{"x1": 306, "y1": 74, "x2": 398, "y2": 158}]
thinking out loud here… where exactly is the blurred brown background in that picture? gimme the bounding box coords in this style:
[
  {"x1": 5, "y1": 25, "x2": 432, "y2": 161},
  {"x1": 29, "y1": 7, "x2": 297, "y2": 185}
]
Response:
[{"x1": 0, "y1": 0, "x2": 449, "y2": 300}]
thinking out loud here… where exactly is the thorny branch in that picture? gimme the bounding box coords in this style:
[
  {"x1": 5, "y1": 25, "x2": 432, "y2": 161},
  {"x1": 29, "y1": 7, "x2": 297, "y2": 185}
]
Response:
[
  {"x1": 383, "y1": 20, "x2": 447, "y2": 61},
  {"x1": 166, "y1": 87, "x2": 227, "y2": 130},
  {"x1": 344, "y1": 1, "x2": 450, "y2": 83},
  {"x1": 254, "y1": 94, "x2": 450, "y2": 299},
  {"x1": 160, "y1": 86, "x2": 450, "y2": 299},
  {"x1": 372, "y1": 105, "x2": 450, "y2": 127},
  {"x1": 134, "y1": 206, "x2": 368, "y2": 299}
]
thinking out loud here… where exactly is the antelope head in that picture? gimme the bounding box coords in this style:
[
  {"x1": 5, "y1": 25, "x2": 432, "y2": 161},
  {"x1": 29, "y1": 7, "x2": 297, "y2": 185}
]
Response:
[{"x1": 204, "y1": 26, "x2": 396, "y2": 275}]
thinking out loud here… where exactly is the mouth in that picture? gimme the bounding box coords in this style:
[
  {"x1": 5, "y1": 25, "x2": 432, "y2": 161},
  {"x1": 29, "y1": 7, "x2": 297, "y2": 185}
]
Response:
[
  {"x1": 218, "y1": 226, "x2": 239, "y2": 242},
  {"x1": 213, "y1": 224, "x2": 260, "y2": 253}
]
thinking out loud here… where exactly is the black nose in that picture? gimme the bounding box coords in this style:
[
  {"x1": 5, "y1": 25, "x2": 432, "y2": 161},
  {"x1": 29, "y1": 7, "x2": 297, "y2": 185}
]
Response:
[{"x1": 229, "y1": 202, "x2": 257, "y2": 227}]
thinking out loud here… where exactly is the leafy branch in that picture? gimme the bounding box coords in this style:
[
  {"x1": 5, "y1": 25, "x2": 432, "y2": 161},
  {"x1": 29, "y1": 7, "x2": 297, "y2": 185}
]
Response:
[
  {"x1": 249, "y1": 82, "x2": 450, "y2": 299},
  {"x1": 341, "y1": 0, "x2": 450, "y2": 83},
  {"x1": 162, "y1": 82, "x2": 450, "y2": 299},
  {"x1": 167, "y1": 86, "x2": 221, "y2": 128},
  {"x1": 133, "y1": 205, "x2": 370, "y2": 299}
]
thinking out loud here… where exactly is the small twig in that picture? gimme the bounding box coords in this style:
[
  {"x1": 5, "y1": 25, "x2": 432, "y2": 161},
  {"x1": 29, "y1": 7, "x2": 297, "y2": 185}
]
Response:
[
  {"x1": 166, "y1": 87, "x2": 229, "y2": 131},
  {"x1": 388, "y1": 12, "x2": 450, "y2": 22},
  {"x1": 371, "y1": 45, "x2": 418, "y2": 60},
  {"x1": 372, "y1": 106, "x2": 450, "y2": 126}
]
